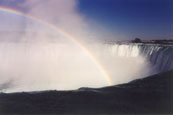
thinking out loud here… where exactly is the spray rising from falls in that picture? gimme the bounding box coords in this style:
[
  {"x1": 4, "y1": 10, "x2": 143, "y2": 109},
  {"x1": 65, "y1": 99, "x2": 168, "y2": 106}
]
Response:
[{"x1": 0, "y1": 11, "x2": 111, "y2": 92}]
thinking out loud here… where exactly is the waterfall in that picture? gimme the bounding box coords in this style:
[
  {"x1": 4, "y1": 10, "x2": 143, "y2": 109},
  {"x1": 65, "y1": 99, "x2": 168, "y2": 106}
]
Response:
[
  {"x1": 90, "y1": 43, "x2": 173, "y2": 84},
  {"x1": 105, "y1": 43, "x2": 173, "y2": 73}
]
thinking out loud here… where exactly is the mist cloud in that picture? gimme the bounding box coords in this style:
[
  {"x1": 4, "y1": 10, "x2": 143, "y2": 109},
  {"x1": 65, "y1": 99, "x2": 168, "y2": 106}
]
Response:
[{"x1": 0, "y1": 0, "x2": 152, "y2": 92}]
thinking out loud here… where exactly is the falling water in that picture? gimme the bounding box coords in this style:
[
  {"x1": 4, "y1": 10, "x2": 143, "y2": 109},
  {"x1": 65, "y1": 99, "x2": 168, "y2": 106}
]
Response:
[{"x1": 90, "y1": 43, "x2": 173, "y2": 85}]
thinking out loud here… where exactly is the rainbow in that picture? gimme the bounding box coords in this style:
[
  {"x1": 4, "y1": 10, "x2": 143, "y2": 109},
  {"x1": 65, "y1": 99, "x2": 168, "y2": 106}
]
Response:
[{"x1": 0, "y1": 7, "x2": 113, "y2": 85}]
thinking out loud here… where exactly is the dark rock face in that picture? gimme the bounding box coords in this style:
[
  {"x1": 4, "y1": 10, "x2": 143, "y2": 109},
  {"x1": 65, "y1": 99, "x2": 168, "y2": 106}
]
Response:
[{"x1": 0, "y1": 70, "x2": 172, "y2": 114}]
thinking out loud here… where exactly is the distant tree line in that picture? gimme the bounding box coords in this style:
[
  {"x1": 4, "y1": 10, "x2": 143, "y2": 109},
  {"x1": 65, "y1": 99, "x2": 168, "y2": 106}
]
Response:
[
  {"x1": 132, "y1": 38, "x2": 141, "y2": 43},
  {"x1": 132, "y1": 38, "x2": 173, "y2": 44}
]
